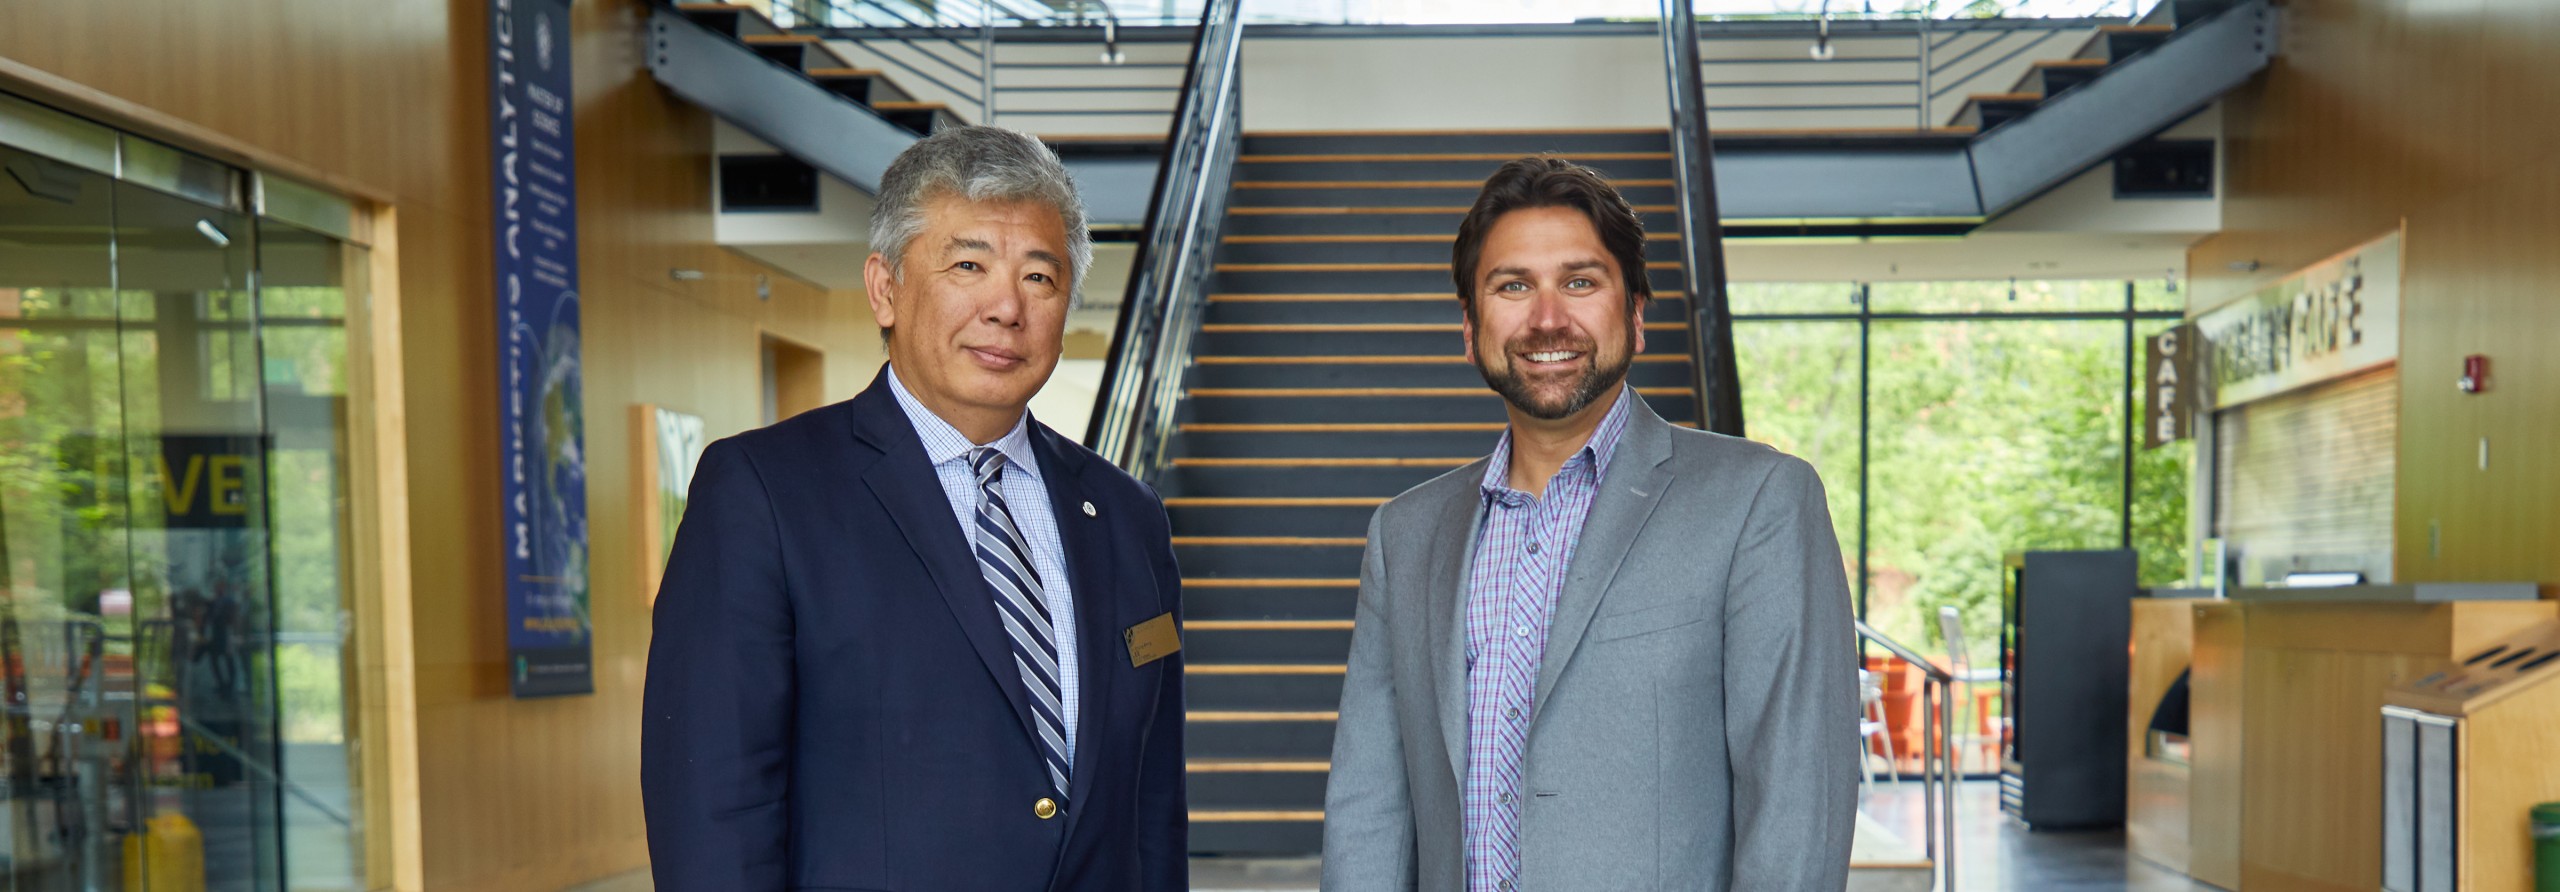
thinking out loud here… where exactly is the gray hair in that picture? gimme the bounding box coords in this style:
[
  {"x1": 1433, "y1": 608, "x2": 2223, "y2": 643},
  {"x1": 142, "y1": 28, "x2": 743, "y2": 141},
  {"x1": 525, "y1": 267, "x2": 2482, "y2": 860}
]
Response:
[{"x1": 869, "y1": 125, "x2": 1091, "y2": 305}]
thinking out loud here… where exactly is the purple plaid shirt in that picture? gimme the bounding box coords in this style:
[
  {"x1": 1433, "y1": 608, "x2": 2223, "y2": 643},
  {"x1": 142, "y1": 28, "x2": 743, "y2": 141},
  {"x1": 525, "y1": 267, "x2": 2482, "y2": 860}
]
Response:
[{"x1": 1462, "y1": 386, "x2": 1635, "y2": 892}]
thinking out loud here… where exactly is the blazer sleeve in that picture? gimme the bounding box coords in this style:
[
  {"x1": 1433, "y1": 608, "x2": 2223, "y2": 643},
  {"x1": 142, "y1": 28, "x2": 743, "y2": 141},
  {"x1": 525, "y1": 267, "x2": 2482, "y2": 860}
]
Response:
[
  {"x1": 1321, "y1": 508, "x2": 1420, "y2": 890},
  {"x1": 1721, "y1": 456, "x2": 1860, "y2": 891},
  {"x1": 1137, "y1": 483, "x2": 1189, "y2": 892},
  {"x1": 642, "y1": 439, "x2": 797, "y2": 892}
]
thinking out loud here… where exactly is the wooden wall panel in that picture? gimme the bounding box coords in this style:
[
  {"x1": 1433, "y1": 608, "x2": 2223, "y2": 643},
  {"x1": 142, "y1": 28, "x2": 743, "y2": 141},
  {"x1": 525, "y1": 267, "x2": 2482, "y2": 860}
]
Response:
[
  {"x1": 0, "y1": 1, "x2": 887, "y2": 889},
  {"x1": 2187, "y1": 0, "x2": 2560, "y2": 598}
]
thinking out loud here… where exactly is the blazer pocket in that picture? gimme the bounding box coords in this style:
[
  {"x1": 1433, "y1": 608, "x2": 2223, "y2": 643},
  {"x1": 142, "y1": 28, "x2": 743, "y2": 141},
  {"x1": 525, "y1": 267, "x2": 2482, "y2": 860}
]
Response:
[{"x1": 1589, "y1": 601, "x2": 1707, "y2": 642}]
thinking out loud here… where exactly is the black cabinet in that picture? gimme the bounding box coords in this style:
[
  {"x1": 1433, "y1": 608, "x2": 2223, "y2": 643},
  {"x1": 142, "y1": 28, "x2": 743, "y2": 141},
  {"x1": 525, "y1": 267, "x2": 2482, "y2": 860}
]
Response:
[{"x1": 1997, "y1": 549, "x2": 2136, "y2": 830}]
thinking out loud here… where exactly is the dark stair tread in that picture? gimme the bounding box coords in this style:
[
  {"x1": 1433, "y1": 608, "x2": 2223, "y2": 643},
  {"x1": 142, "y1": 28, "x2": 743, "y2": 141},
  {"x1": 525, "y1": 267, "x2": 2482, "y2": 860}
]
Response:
[
  {"x1": 1183, "y1": 421, "x2": 1503, "y2": 431},
  {"x1": 1186, "y1": 385, "x2": 1688, "y2": 397},
  {"x1": 1223, "y1": 232, "x2": 1680, "y2": 243},
  {"x1": 1186, "y1": 669, "x2": 1348, "y2": 679},
  {"x1": 1191, "y1": 351, "x2": 1688, "y2": 360},
  {"x1": 1238, "y1": 150, "x2": 1673, "y2": 162},
  {"x1": 1197, "y1": 321, "x2": 1682, "y2": 332},
  {"x1": 1229, "y1": 203, "x2": 1680, "y2": 215},
  {"x1": 1187, "y1": 619, "x2": 1355, "y2": 630},
  {"x1": 1171, "y1": 460, "x2": 1469, "y2": 470},
  {"x1": 1236, "y1": 178, "x2": 1676, "y2": 190}
]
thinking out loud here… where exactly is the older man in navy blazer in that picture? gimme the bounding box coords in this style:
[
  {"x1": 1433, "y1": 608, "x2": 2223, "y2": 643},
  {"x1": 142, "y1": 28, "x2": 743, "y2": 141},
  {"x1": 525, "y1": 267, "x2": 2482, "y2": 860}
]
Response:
[{"x1": 642, "y1": 126, "x2": 1186, "y2": 891}]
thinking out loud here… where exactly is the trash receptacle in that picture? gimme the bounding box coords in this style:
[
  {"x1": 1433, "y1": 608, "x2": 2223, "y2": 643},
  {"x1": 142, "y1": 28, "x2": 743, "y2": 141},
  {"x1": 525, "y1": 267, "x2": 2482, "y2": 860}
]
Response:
[
  {"x1": 2537, "y1": 802, "x2": 2560, "y2": 892},
  {"x1": 122, "y1": 812, "x2": 204, "y2": 892}
]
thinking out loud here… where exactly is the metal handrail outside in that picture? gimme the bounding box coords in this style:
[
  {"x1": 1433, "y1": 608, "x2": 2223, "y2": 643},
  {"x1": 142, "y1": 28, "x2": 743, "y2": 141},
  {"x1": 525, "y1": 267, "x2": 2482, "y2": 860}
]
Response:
[
  {"x1": 1081, "y1": 0, "x2": 1245, "y2": 477},
  {"x1": 1858, "y1": 618, "x2": 1960, "y2": 891}
]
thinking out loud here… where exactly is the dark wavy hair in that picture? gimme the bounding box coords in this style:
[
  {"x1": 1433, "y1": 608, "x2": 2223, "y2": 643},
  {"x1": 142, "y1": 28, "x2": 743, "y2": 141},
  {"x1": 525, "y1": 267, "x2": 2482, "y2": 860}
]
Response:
[{"x1": 1449, "y1": 156, "x2": 1652, "y2": 320}]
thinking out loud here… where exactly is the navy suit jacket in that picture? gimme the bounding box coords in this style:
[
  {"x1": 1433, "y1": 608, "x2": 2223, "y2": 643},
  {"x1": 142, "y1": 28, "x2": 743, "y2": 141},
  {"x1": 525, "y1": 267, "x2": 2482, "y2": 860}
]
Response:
[{"x1": 642, "y1": 368, "x2": 1186, "y2": 891}]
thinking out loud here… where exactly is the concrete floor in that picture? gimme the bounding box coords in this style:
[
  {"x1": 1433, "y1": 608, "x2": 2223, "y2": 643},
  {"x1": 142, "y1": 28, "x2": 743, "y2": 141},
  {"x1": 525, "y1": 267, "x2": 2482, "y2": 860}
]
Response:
[
  {"x1": 575, "y1": 781, "x2": 2225, "y2": 892},
  {"x1": 1858, "y1": 780, "x2": 2222, "y2": 892}
]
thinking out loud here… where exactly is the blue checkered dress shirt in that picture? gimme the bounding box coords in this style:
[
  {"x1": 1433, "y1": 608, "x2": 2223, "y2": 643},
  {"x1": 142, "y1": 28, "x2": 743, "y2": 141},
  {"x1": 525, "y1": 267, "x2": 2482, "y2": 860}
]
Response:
[{"x1": 1462, "y1": 385, "x2": 1635, "y2": 892}]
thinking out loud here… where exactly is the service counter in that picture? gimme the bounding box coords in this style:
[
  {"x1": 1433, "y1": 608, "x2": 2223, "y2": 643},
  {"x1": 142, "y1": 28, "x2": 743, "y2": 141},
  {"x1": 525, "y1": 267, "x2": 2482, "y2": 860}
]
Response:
[{"x1": 2127, "y1": 589, "x2": 2553, "y2": 891}]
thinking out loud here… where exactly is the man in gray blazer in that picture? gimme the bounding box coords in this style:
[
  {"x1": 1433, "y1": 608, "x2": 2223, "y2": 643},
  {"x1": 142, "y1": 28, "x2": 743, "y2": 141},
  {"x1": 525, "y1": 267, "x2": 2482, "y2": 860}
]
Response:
[{"x1": 1322, "y1": 156, "x2": 1858, "y2": 891}]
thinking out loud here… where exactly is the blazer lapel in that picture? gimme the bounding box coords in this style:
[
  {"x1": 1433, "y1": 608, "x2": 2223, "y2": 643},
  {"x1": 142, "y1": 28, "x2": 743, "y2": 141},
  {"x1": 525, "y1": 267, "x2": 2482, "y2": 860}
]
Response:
[
  {"x1": 1424, "y1": 461, "x2": 1490, "y2": 784},
  {"x1": 1031, "y1": 425, "x2": 1119, "y2": 826},
  {"x1": 1531, "y1": 400, "x2": 1678, "y2": 720},
  {"x1": 848, "y1": 374, "x2": 1043, "y2": 752}
]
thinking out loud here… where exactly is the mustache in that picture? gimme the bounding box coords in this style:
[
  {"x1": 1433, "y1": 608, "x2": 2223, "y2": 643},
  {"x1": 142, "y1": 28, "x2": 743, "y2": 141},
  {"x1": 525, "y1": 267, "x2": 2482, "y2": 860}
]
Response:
[{"x1": 1504, "y1": 333, "x2": 1597, "y2": 356}]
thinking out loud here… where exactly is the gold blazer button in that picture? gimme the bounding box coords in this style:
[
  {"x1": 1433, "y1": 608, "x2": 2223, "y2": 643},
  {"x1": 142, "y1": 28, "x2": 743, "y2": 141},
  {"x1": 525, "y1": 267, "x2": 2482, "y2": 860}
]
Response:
[{"x1": 1034, "y1": 797, "x2": 1059, "y2": 820}]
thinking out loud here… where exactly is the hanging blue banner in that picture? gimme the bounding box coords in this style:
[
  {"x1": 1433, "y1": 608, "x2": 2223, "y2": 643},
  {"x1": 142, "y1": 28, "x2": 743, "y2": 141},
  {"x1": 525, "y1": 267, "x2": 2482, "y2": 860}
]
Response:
[{"x1": 492, "y1": 0, "x2": 591, "y2": 698}]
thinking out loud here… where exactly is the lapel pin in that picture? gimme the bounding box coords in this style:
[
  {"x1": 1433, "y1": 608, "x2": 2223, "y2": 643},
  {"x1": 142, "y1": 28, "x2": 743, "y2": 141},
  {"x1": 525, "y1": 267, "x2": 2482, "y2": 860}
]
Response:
[{"x1": 1082, "y1": 501, "x2": 1098, "y2": 517}]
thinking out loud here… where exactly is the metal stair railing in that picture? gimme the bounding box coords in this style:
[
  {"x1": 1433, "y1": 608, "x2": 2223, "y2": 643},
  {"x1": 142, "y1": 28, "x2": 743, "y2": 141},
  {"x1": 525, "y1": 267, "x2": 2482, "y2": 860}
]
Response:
[
  {"x1": 776, "y1": 0, "x2": 1138, "y2": 127},
  {"x1": 1658, "y1": 0, "x2": 1747, "y2": 438},
  {"x1": 777, "y1": 0, "x2": 998, "y2": 118},
  {"x1": 1081, "y1": 0, "x2": 1244, "y2": 479},
  {"x1": 1858, "y1": 618, "x2": 1961, "y2": 892}
]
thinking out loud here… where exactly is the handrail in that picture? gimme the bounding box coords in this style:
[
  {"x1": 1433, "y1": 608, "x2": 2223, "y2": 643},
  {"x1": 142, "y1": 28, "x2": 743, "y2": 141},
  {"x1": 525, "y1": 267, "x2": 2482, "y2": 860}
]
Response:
[
  {"x1": 1856, "y1": 618, "x2": 1951, "y2": 681},
  {"x1": 1658, "y1": 0, "x2": 1746, "y2": 438},
  {"x1": 796, "y1": 0, "x2": 989, "y2": 87},
  {"x1": 1857, "y1": 618, "x2": 1960, "y2": 891},
  {"x1": 1081, "y1": 0, "x2": 1246, "y2": 477}
]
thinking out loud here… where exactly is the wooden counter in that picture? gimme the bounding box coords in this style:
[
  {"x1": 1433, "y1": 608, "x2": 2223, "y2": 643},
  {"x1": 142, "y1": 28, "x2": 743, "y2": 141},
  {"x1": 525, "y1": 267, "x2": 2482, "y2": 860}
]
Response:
[
  {"x1": 2126, "y1": 598, "x2": 2201, "y2": 875},
  {"x1": 2140, "y1": 594, "x2": 2560, "y2": 886},
  {"x1": 2154, "y1": 597, "x2": 2554, "y2": 891}
]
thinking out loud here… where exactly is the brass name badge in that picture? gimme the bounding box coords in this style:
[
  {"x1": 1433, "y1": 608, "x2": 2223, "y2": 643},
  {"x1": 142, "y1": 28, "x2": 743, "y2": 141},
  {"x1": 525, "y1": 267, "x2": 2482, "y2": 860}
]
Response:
[{"x1": 1123, "y1": 612, "x2": 1181, "y2": 668}]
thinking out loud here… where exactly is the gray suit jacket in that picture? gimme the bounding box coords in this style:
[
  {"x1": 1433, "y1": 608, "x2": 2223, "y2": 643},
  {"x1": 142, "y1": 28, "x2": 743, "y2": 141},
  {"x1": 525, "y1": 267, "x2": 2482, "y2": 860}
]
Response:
[{"x1": 1321, "y1": 394, "x2": 1859, "y2": 891}]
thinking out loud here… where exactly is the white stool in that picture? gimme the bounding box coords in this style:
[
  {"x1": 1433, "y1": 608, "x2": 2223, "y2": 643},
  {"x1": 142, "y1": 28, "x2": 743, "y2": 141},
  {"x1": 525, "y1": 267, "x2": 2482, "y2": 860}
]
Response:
[{"x1": 1857, "y1": 668, "x2": 1901, "y2": 792}]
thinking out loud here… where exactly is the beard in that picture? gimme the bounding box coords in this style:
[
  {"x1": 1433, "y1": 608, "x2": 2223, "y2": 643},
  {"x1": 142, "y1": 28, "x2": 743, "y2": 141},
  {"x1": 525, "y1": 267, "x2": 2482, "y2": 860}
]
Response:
[{"x1": 1474, "y1": 325, "x2": 1636, "y2": 421}]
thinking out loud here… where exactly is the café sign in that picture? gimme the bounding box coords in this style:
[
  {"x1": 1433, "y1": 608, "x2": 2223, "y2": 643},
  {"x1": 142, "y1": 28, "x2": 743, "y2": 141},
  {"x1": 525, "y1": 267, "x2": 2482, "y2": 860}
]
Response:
[
  {"x1": 2144, "y1": 323, "x2": 2197, "y2": 449},
  {"x1": 2196, "y1": 232, "x2": 2400, "y2": 410}
]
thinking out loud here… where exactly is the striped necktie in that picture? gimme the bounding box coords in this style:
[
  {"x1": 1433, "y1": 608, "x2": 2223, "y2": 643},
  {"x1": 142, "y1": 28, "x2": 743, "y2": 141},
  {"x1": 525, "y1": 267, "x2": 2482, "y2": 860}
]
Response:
[{"x1": 970, "y1": 446, "x2": 1070, "y2": 798}]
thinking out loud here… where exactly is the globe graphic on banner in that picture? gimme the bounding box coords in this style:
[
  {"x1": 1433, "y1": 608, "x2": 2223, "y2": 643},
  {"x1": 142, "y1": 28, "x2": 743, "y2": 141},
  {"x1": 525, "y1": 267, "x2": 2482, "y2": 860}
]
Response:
[{"x1": 535, "y1": 306, "x2": 590, "y2": 644}]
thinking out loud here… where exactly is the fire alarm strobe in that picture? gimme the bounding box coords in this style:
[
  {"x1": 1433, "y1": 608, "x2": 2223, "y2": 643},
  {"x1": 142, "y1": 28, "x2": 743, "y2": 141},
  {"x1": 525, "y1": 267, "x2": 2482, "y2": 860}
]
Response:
[{"x1": 2458, "y1": 354, "x2": 2489, "y2": 393}]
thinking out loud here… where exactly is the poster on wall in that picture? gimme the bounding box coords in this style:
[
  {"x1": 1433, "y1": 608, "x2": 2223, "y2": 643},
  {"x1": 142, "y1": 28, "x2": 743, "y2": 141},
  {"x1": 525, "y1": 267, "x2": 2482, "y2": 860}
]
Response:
[
  {"x1": 492, "y1": 0, "x2": 591, "y2": 698},
  {"x1": 632, "y1": 405, "x2": 706, "y2": 605}
]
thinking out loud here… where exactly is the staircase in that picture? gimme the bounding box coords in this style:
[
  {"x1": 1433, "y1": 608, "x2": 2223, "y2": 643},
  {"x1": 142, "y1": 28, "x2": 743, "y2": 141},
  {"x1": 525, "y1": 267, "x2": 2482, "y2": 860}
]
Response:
[
  {"x1": 673, "y1": 3, "x2": 965, "y2": 137},
  {"x1": 1171, "y1": 129, "x2": 1701, "y2": 856},
  {"x1": 1951, "y1": 0, "x2": 2247, "y2": 136}
]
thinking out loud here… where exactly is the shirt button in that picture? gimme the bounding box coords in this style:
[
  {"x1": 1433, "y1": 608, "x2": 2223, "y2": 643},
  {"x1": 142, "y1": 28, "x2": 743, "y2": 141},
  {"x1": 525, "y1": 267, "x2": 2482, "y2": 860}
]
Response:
[
  {"x1": 1499, "y1": 791, "x2": 1512, "y2": 804},
  {"x1": 1526, "y1": 541, "x2": 1541, "y2": 555},
  {"x1": 1516, "y1": 626, "x2": 1533, "y2": 638},
  {"x1": 1500, "y1": 880, "x2": 1513, "y2": 891},
  {"x1": 1506, "y1": 707, "x2": 1521, "y2": 720}
]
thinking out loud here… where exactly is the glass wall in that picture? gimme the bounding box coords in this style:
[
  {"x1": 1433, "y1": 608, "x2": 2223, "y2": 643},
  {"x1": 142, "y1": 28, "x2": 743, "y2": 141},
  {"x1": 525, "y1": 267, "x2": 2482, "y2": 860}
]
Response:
[
  {"x1": 1, "y1": 98, "x2": 366, "y2": 892},
  {"x1": 1730, "y1": 280, "x2": 2189, "y2": 655}
]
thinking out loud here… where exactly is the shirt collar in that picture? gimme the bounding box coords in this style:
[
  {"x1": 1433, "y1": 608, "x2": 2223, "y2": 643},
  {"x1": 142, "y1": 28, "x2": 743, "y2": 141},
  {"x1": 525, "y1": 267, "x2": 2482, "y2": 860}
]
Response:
[
  {"x1": 1479, "y1": 384, "x2": 1637, "y2": 500},
  {"x1": 886, "y1": 363, "x2": 1043, "y2": 484}
]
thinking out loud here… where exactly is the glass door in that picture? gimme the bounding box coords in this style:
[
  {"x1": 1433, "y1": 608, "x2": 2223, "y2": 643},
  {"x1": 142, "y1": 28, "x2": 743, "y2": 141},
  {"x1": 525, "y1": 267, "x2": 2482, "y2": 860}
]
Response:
[
  {"x1": 2, "y1": 133, "x2": 294, "y2": 889},
  {"x1": 108, "y1": 176, "x2": 283, "y2": 892},
  {"x1": 0, "y1": 140, "x2": 132, "y2": 891}
]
